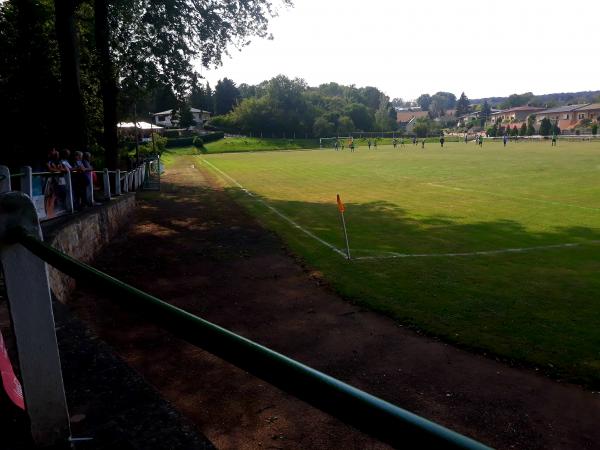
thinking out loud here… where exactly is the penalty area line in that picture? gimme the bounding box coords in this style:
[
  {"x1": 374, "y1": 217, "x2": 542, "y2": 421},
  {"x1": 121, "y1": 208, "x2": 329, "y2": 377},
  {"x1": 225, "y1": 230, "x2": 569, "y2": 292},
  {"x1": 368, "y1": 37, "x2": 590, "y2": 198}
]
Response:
[
  {"x1": 352, "y1": 241, "x2": 600, "y2": 261},
  {"x1": 199, "y1": 158, "x2": 348, "y2": 259}
]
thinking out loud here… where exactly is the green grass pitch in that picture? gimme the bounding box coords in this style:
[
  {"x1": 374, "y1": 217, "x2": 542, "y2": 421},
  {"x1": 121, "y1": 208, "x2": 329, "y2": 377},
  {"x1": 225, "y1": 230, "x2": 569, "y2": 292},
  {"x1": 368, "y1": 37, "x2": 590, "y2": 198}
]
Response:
[{"x1": 196, "y1": 139, "x2": 600, "y2": 386}]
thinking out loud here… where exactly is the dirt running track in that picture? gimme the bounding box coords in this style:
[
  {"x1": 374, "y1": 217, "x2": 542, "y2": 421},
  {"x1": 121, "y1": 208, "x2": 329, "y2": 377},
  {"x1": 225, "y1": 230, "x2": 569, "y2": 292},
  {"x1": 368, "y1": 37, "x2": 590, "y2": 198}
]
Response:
[{"x1": 69, "y1": 155, "x2": 600, "y2": 450}]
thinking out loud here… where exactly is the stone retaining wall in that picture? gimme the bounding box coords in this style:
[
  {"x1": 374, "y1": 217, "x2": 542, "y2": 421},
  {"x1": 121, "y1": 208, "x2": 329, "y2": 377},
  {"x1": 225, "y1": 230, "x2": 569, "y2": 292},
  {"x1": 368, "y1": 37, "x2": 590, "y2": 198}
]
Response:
[{"x1": 42, "y1": 194, "x2": 136, "y2": 303}]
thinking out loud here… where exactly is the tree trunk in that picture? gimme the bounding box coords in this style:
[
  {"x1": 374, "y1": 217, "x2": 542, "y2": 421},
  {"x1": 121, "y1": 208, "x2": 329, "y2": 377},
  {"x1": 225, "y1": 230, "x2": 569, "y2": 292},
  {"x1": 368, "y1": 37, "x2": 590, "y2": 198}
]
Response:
[
  {"x1": 94, "y1": 0, "x2": 119, "y2": 169},
  {"x1": 54, "y1": 0, "x2": 87, "y2": 150}
]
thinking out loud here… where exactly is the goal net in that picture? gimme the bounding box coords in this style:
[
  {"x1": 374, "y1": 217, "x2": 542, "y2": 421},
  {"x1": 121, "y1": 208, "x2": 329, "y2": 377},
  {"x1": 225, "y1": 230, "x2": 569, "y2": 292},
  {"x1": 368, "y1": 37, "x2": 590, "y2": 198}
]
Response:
[{"x1": 319, "y1": 137, "x2": 353, "y2": 148}]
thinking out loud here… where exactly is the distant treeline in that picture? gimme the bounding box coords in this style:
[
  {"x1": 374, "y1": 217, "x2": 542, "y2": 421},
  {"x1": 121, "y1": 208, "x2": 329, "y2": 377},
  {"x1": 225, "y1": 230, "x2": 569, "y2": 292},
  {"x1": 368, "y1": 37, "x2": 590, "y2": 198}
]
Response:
[
  {"x1": 471, "y1": 91, "x2": 600, "y2": 109},
  {"x1": 209, "y1": 76, "x2": 399, "y2": 137}
]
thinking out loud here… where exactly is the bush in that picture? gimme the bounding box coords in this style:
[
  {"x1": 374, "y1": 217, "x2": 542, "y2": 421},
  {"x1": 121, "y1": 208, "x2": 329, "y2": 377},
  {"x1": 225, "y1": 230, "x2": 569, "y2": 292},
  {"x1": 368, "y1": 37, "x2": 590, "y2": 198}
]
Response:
[
  {"x1": 165, "y1": 137, "x2": 195, "y2": 148},
  {"x1": 193, "y1": 136, "x2": 204, "y2": 148},
  {"x1": 202, "y1": 131, "x2": 224, "y2": 143},
  {"x1": 592, "y1": 123, "x2": 598, "y2": 136}
]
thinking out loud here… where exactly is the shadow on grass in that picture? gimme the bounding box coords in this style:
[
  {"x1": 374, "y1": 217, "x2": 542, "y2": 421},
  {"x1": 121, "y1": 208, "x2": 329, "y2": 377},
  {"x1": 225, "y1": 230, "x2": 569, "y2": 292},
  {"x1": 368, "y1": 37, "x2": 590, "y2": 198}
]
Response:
[{"x1": 81, "y1": 179, "x2": 600, "y2": 387}]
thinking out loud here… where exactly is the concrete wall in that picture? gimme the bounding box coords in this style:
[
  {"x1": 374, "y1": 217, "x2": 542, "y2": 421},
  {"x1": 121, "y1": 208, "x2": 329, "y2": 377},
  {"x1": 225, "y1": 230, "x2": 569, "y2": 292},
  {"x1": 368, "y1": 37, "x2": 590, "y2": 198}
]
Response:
[{"x1": 42, "y1": 194, "x2": 136, "y2": 303}]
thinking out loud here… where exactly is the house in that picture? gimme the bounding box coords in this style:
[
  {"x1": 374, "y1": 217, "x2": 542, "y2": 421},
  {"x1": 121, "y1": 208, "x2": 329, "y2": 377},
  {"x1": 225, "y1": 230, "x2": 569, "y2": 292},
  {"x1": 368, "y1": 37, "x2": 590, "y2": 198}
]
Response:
[
  {"x1": 573, "y1": 103, "x2": 600, "y2": 122},
  {"x1": 489, "y1": 106, "x2": 545, "y2": 125},
  {"x1": 152, "y1": 108, "x2": 211, "y2": 128},
  {"x1": 534, "y1": 104, "x2": 588, "y2": 132},
  {"x1": 396, "y1": 110, "x2": 429, "y2": 133}
]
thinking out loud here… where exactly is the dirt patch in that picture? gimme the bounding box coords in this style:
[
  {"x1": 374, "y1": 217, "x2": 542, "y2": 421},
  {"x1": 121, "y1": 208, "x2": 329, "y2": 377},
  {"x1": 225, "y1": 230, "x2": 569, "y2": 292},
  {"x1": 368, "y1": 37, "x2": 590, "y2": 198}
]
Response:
[{"x1": 69, "y1": 156, "x2": 600, "y2": 449}]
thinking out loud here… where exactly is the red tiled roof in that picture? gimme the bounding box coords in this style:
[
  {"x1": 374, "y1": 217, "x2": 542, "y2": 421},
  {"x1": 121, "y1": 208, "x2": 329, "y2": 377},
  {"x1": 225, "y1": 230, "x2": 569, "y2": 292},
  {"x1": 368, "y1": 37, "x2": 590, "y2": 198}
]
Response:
[{"x1": 396, "y1": 111, "x2": 428, "y2": 122}]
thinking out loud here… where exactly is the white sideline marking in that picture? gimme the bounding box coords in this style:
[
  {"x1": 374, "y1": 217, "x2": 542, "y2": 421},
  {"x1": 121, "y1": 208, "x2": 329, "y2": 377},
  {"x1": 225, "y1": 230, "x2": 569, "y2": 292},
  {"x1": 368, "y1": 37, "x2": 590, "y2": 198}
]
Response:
[
  {"x1": 426, "y1": 182, "x2": 600, "y2": 212},
  {"x1": 200, "y1": 158, "x2": 348, "y2": 258},
  {"x1": 198, "y1": 158, "x2": 600, "y2": 261},
  {"x1": 352, "y1": 241, "x2": 600, "y2": 261}
]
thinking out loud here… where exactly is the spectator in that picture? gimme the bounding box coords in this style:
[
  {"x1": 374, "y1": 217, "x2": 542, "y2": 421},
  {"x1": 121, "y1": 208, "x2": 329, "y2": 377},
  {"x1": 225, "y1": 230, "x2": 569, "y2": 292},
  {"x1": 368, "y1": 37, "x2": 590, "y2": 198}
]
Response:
[
  {"x1": 82, "y1": 152, "x2": 98, "y2": 206},
  {"x1": 72, "y1": 151, "x2": 87, "y2": 210}
]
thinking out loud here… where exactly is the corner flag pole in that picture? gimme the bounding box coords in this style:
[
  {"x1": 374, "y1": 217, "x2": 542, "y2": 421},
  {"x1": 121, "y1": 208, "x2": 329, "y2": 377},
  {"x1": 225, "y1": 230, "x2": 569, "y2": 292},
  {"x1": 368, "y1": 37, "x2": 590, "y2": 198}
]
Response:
[{"x1": 337, "y1": 194, "x2": 351, "y2": 260}]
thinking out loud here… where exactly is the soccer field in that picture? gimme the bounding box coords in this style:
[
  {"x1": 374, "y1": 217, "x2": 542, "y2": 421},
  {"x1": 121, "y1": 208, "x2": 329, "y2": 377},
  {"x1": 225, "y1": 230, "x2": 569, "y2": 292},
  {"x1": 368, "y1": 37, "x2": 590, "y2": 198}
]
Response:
[{"x1": 198, "y1": 140, "x2": 600, "y2": 386}]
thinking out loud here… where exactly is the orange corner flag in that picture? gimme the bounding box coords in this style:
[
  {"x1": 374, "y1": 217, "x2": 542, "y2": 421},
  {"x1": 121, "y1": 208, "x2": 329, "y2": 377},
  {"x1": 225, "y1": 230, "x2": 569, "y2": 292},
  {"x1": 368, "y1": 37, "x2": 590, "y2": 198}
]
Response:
[{"x1": 336, "y1": 194, "x2": 345, "y2": 213}]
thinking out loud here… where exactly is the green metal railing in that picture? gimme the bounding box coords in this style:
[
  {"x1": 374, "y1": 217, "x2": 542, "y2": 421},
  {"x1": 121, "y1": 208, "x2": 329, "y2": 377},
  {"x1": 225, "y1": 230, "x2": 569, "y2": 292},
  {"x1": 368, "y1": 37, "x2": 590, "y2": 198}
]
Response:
[{"x1": 12, "y1": 228, "x2": 491, "y2": 450}]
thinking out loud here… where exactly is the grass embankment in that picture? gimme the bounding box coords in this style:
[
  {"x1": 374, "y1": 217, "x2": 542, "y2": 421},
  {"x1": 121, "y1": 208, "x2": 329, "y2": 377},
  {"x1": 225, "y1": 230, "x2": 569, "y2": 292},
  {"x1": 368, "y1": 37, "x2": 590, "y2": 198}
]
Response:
[
  {"x1": 193, "y1": 140, "x2": 600, "y2": 387},
  {"x1": 203, "y1": 137, "x2": 320, "y2": 153}
]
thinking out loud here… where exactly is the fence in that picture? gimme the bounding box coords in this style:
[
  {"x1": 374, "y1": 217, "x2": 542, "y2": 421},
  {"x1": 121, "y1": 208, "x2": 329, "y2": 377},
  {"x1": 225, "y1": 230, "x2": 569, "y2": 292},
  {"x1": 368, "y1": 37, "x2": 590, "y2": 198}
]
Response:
[
  {"x1": 0, "y1": 190, "x2": 491, "y2": 449},
  {"x1": 0, "y1": 157, "x2": 159, "y2": 222}
]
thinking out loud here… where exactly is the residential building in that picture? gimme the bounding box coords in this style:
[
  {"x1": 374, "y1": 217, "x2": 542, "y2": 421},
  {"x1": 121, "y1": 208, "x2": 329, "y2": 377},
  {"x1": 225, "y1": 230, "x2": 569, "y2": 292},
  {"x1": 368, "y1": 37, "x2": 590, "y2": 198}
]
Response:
[
  {"x1": 489, "y1": 106, "x2": 545, "y2": 124},
  {"x1": 573, "y1": 103, "x2": 600, "y2": 122},
  {"x1": 153, "y1": 108, "x2": 211, "y2": 128},
  {"x1": 397, "y1": 110, "x2": 429, "y2": 132},
  {"x1": 534, "y1": 105, "x2": 588, "y2": 132}
]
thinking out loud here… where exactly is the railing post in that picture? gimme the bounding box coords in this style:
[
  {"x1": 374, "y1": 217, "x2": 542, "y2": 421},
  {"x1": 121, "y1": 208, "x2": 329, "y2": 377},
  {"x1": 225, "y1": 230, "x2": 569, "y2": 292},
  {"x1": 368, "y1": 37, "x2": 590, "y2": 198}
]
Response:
[
  {"x1": 0, "y1": 192, "x2": 71, "y2": 447},
  {"x1": 21, "y1": 166, "x2": 32, "y2": 198},
  {"x1": 129, "y1": 171, "x2": 134, "y2": 192},
  {"x1": 64, "y1": 171, "x2": 74, "y2": 213},
  {"x1": 123, "y1": 172, "x2": 129, "y2": 193},
  {"x1": 103, "y1": 168, "x2": 111, "y2": 200},
  {"x1": 115, "y1": 169, "x2": 121, "y2": 196},
  {"x1": 0, "y1": 165, "x2": 11, "y2": 193}
]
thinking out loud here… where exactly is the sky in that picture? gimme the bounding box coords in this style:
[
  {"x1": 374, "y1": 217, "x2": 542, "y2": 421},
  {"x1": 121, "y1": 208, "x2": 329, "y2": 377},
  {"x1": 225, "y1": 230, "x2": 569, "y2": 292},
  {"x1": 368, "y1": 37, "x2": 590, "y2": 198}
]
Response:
[{"x1": 197, "y1": 0, "x2": 600, "y2": 101}]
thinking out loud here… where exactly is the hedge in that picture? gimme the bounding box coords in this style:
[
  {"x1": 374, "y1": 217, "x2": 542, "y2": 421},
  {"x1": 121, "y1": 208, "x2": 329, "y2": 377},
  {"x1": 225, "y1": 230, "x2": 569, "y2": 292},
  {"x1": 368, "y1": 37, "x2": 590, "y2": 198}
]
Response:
[{"x1": 202, "y1": 131, "x2": 224, "y2": 143}]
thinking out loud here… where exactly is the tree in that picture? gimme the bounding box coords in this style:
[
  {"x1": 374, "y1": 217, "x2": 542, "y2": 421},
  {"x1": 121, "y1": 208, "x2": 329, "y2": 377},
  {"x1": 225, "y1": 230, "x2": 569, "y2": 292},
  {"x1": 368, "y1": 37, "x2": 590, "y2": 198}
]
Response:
[
  {"x1": 92, "y1": 0, "x2": 289, "y2": 168},
  {"x1": 500, "y1": 92, "x2": 534, "y2": 109},
  {"x1": 455, "y1": 92, "x2": 470, "y2": 117},
  {"x1": 539, "y1": 118, "x2": 553, "y2": 136},
  {"x1": 337, "y1": 116, "x2": 355, "y2": 135},
  {"x1": 214, "y1": 77, "x2": 241, "y2": 115},
  {"x1": 391, "y1": 97, "x2": 405, "y2": 108},
  {"x1": 413, "y1": 117, "x2": 431, "y2": 137},
  {"x1": 510, "y1": 126, "x2": 519, "y2": 137},
  {"x1": 178, "y1": 104, "x2": 195, "y2": 128},
  {"x1": 313, "y1": 116, "x2": 335, "y2": 137},
  {"x1": 592, "y1": 123, "x2": 598, "y2": 136},
  {"x1": 519, "y1": 123, "x2": 527, "y2": 136},
  {"x1": 416, "y1": 94, "x2": 432, "y2": 111},
  {"x1": 374, "y1": 99, "x2": 396, "y2": 130},
  {"x1": 480, "y1": 100, "x2": 492, "y2": 125},
  {"x1": 345, "y1": 103, "x2": 373, "y2": 131},
  {"x1": 189, "y1": 75, "x2": 205, "y2": 108},
  {"x1": 527, "y1": 114, "x2": 536, "y2": 135}
]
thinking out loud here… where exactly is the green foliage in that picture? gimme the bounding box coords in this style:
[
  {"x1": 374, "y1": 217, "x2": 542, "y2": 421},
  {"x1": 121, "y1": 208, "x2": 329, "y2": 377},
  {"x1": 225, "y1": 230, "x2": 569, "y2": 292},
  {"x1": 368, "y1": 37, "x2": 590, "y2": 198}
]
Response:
[
  {"x1": 413, "y1": 117, "x2": 433, "y2": 137},
  {"x1": 527, "y1": 115, "x2": 537, "y2": 136},
  {"x1": 455, "y1": 92, "x2": 470, "y2": 117},
  {"x1": 166, "y1": 137, "x2": 195, "y2": 148},
  {"x1": 592, "y1": 123, "x2": 598, "y2": 136},
  {"x1": 214, "y1": 77, "x2": 241, "y2": 115},
  {"x1": 500, "y1": 92, "x2": 534, "y2": 109},
  {"x1": 539, "y1": 118, "x2": 553, "y2": 136},
  {"x1": 416, "y1": 94, "x2": 431, "y2": 111},
  {"x1": 178, "y1": 104, "x2": 195, "y2": 128},
  {"x1": 209, "y1": 75, "x2": 399, "y2": 137},
  {"x1": 313, "y1": 116, "x2": 336, "y2": 137},
  {"x1": 519, "y1": 123, "x2": 527, "y2": 136},
  {"x1": 510, "y1": 126, "x2": 519, "y2": 137}
]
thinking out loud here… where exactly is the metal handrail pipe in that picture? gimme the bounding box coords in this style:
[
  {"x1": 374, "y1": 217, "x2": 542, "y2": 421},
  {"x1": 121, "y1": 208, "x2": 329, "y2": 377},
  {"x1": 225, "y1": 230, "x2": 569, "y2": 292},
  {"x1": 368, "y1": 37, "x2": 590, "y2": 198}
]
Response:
[{"x1": 12, "y1": 229, "x2": 490, "y2": 450}]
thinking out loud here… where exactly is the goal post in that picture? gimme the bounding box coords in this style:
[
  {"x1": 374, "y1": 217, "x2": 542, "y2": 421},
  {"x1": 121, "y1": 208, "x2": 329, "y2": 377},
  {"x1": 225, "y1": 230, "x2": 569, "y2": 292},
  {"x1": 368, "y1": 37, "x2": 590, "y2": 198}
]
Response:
[{"x1": 319, "y1": 137, "x2": 352, "y2": 148}]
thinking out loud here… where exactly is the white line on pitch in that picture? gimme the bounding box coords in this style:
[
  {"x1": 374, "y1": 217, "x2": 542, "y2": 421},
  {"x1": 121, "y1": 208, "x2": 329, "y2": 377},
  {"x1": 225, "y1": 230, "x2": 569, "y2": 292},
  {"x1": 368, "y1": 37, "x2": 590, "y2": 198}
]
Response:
[
  {"x1": 426, "y1": 182, "x2": 600, "y2": 212},
  {"x1": 352, "y1": 241, "x2": 600, "y2": 261},
  {"x1": 199, "y1": 158, "x2": 348, "y2": 258}
]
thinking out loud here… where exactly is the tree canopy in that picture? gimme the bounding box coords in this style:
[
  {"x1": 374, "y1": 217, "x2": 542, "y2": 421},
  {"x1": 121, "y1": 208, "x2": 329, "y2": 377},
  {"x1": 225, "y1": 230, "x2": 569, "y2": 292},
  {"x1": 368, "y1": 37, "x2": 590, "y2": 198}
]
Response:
[
  {"x1": 0, "y1": 0, "x2": 291, "y2": 167},
  {"x1": 210, "y1": 75, "x2": 399, "y2": 136}
]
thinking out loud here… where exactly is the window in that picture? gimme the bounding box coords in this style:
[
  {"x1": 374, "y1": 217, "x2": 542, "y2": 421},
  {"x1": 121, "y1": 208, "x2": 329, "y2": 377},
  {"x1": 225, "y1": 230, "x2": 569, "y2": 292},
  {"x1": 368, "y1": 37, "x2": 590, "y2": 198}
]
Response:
[
  {"x1": 158, "y1": 116, "x2": 166, "y2": 122},
  {"x1": 578, "y1": 114, "x2": 585, "y2": 119}
]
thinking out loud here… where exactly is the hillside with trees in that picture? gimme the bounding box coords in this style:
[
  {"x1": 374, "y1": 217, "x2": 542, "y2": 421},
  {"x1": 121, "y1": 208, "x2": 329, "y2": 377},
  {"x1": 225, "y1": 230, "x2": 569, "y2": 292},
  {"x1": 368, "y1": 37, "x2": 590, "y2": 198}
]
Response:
[
  {"x1": 209, "y1": 76, "x2": 398, "y2": 137},
  {"x1": 471, "y1": 90, "x2": 600, "y2": 109}
]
